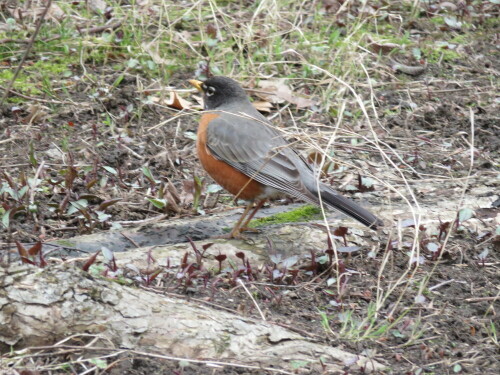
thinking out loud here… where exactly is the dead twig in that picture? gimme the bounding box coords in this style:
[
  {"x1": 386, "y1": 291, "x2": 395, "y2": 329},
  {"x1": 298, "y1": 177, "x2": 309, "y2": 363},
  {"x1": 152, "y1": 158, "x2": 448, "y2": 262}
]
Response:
[
  {"x1": 465, "y1": 296, "x2": 499, "y2": 303},
  {"x1": 76, "y1": 20, "x2": 124, "y2": 35},
  {"x1": 119, "y1": 232, "x2": 141, "y2": 248},
  {"x1": 30, "y1": 346, "x2": 297, "y2": 374},
  {"x1": 238, "y1": 278, "x2": 266, "y2": 321}
]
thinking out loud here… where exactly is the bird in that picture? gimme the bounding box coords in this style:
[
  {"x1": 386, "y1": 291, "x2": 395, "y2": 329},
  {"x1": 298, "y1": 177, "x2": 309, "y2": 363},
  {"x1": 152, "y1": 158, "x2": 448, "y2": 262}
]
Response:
[{"x1": 189, "y1": 76, "x2": 383, "y2": 238}]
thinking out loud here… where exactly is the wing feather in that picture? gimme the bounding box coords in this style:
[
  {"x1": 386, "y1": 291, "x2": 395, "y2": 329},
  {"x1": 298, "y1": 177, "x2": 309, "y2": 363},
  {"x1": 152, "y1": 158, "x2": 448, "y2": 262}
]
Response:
[
  {"x1": 205, "y1": 111, "x2": 315, "y2": 202},
  {"x1": 204, "y1": 108, "x2": 382, "y2": 228}
]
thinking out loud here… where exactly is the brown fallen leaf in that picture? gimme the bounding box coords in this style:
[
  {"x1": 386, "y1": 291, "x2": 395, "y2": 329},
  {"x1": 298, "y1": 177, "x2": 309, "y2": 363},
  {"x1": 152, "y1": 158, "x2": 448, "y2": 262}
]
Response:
[
  {"x1": 180, "y1": 180, "x2": 195, "y2": 206},
  {"x1": 150, "y1": 92, "x2": 193, "y2": 110},
  {"x1": 165, "y1": 180, "x2": 181, "y2": 204},
  {"x1": 284, "y1": 93, "x2": 316, "y2": 109},
  {"x1": 257, "y1": 79, "x2": 289, "y2": 104},
  {"x1": 257, "y1": 79, "x2": 316, "y2": 108},
  {"x1": 166, "y1": 91, "x2": 192, "y2": 110},
  {"x1": 322, "y1": 0, "x2": 341, "y2": 13},
  {"x1": 252, "y1": 100, "x2": 273, "y2": 113},
  {"x1": 366, "y1": 36, "x2": 402, "y2": 54},
  {"x1": 307, "y1": 150, "x2": 333, "y2": 176},
  {"x1": 23, "y1": 104, "x2": 49, "y2": 125},
  {"x1": 206, "y1": 23, "x2": 218, "y2": 38}
]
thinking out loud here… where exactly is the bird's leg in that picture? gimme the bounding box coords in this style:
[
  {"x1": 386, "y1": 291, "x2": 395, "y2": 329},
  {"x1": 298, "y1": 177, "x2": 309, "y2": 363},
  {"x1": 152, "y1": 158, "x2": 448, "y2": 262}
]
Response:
[
  {"x1": 221, "y1": 201, "x2": 254, "y2": 239},
  {"x1": 240, "y1": 199, "x2": 266, "y2": 232}
]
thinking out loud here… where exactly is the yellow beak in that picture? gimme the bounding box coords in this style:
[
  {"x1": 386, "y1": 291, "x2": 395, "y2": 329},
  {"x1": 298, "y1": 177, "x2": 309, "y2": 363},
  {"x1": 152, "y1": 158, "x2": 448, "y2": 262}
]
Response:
[{"x1": 188, "y1": 79, "x2": 203, "y2": 92}]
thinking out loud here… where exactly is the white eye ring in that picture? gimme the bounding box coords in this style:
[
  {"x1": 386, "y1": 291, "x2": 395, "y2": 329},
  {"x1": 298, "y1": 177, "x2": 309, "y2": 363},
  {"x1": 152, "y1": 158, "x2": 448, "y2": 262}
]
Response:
[{"x1": 206, "y1": 86, "x2": 216, "y2": 96}]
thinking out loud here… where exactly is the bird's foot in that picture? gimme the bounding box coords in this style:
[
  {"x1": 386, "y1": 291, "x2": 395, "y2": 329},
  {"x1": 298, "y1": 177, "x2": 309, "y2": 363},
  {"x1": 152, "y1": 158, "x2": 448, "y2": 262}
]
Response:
[
  {"x1": 215, "y1": 226, "x2": 261, "y2": 240},
  {"x1": 215, "y1": 230, "x2": 248, "y2": 240}
]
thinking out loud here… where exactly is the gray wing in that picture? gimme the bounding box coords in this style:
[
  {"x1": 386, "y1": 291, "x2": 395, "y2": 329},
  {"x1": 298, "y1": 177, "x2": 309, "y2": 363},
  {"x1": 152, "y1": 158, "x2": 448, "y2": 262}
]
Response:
[
  {"x1": 206, "y1": 109, "x2": 383, "y2": 229},
  {"x1": 205, "y1": 110, "x2": 318, "y2": 203}
]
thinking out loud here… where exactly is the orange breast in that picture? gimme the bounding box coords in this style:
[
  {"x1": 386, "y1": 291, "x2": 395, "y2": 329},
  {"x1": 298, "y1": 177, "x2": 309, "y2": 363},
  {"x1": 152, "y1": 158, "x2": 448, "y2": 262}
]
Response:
[{"x1": 197, "y1": 113, "x2": 264, "y2": 201}]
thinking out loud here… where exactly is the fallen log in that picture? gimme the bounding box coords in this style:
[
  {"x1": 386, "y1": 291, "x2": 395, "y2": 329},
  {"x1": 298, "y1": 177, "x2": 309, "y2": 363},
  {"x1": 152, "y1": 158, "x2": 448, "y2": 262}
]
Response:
[{"x1": 0, "y1": 264, "x2": 384, "y2": 373}]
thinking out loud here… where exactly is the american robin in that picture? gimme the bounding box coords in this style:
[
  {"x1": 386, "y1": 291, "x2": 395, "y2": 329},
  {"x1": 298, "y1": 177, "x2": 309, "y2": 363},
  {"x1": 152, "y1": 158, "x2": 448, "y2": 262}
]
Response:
[{"x1": 189, "y1": 76, "x2": 383, "y2": 238}]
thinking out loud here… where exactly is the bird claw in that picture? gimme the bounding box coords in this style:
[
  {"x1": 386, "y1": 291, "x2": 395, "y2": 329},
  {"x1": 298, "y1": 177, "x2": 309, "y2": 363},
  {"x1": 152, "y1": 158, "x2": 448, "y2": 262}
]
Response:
[
  {"x1": 215, "y1": 227, "x2": 258, "y2": 240},
  {"x1": 215, "y1": 231, "x2": 247, "y2": 240}
]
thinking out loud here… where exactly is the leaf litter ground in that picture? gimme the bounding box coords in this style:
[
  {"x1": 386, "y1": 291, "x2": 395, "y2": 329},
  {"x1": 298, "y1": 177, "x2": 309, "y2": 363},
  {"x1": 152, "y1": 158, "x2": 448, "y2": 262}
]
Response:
[{"x1": 0, "y1": 1, "x2": 499, "y2": 374}]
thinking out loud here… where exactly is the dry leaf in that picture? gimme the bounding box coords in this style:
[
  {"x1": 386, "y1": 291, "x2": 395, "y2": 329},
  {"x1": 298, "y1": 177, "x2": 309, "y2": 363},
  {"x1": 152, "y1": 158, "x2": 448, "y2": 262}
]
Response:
[
  {"x1": 257, "y1": 79, "x2": 289, "y2": 104},
  {"x1": 191, "y1": 94, "x2": 204, "y2": 108},
  {"x1": 164, "y1": 182, "x2": 181, "y2": 213},
  {"x1": 206, "y1": 24, "x2": 218, "y2": 38},
  {"x1": 444, "y1": 17, "x2": 462, "y2": 30},
  {"x1": 23, "y1": 104, "x2": 49, "y2": 125},
  {"x1": 180, "y1": 180, "x2": 195, "y2": 206},
  {"x1": 257, "y1": 79, "x2": 315, "y2": 108},
  {"x1": 390, "y1": 59, "x2": 427, "y2": 76},
  {"x1": 369, "y1": 42, "x2": 401, "y2": 54},
  {"x1": 150, "y1": 92, "x2": 192, "y2": 109},
  {"x1": 165, "y1": 92, "x2": 192, "y2": 110},
  {"x1": 286, "y1": 94, "x2": 316, "y2": 109},
  {"x1": 10, "y1": 3, "x2": 65, "y2": 21},
  {"x1": 252, "y1": 100, "x2": 273, "y2": 113},
  {"x1": 439, "y1": 2, "x2": 458, "y2": 11},
  {"x1": 307, "y1": 150, "x2": 332, "y2": 176},
  {"x1": 322, "y1": 0, "x2": 341, "y2": 12},
  {"x1": 164, "y1": 191, "x2": 180, "y2": 213},
  {"x1": 46, "y1": 3, "x2": 65, "y2": 20},
  {"x1": 338, "y1": 173, "x2": 355, "y2": 190},
  {"x1": 366, "y1": 36, "x2": 402, "y2": 54}
]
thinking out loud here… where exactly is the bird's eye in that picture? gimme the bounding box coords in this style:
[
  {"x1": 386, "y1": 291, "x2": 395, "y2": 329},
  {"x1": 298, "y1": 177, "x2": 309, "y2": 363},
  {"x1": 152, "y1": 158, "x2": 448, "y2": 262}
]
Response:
[{"x1": 206, "y1": 86, "x2": 216, "y2": 96}]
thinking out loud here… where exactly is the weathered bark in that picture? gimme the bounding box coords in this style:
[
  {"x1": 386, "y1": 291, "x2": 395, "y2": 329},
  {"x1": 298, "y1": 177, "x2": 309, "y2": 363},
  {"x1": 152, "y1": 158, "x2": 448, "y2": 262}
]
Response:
[{"x1": 0, "y1": 264, "x2": 384, "y2": 373}]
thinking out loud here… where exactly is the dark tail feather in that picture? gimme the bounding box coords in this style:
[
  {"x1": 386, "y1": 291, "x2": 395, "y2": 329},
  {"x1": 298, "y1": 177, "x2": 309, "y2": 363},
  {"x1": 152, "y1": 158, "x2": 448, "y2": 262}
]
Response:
[{"x1": 320, "y1": 188, "x2": 383, "y2": 229}]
